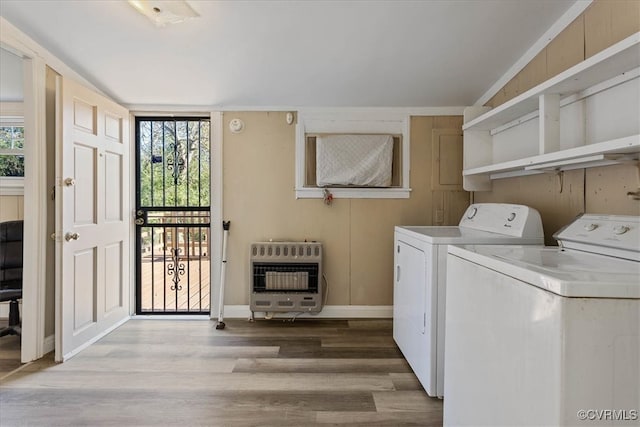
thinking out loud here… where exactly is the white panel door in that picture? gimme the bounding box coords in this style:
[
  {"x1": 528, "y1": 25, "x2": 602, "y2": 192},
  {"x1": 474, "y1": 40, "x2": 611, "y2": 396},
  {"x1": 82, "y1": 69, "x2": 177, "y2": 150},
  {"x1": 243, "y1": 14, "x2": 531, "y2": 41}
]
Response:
[{"x1": 56, "y1": 77, "x2": 130, "y2": 361}]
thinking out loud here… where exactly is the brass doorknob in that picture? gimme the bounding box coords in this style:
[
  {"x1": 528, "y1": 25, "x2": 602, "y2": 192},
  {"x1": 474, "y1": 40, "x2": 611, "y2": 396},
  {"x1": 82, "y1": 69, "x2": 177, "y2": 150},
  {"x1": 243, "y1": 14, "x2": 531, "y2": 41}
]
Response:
[{"x1": 65, "y1": 232, "x2": 80, "y2": 241}]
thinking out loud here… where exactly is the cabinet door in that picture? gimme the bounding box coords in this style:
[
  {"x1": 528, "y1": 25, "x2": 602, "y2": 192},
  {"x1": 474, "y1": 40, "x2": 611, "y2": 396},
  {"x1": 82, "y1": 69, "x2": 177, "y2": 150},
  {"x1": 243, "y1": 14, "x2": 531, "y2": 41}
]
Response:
[{"x1": 431, "y1": 128, "x2": 464, "y2": 191}]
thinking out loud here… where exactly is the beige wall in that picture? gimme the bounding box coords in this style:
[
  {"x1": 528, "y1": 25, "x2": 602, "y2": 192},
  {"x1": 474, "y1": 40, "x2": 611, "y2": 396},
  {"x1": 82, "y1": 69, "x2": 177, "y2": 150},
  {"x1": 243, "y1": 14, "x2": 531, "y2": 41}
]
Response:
[
  {"x1": 476, "y1": 0, "x2": 640, "y2": 242},
  {"x1": 222, "y1": 112, "x2": 467, "y2": 306},
  {"x1": 0, "y1": 195, "x2": 23, "y2": 221},
  {"x1": 473, "y1": 171, "x2": 585, "y2": 245}
]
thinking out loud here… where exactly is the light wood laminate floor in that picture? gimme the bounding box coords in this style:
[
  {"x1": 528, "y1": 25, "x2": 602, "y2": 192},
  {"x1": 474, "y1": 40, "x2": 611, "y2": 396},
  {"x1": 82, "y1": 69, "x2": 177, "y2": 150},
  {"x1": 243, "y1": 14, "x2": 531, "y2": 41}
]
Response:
[
  {"x1": 0, "y1": 319, "x2": 21, "y2": 377},
  {"x1": 0, "y1": 318, "x2": 442, "y2": 426}
]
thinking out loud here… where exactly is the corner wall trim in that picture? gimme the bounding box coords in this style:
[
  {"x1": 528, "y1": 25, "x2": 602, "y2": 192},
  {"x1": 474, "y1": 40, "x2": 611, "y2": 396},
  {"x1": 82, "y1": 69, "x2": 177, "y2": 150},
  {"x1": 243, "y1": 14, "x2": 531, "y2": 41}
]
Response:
[{"x1": 222, "y1": 305, "x2": 393, "y2": 319}]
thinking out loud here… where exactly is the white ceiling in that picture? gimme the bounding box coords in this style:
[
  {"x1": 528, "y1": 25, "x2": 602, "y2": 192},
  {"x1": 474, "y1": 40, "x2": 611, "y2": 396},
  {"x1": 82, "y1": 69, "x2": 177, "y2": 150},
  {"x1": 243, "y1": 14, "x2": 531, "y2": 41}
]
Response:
[{"x1": 0, "y1": 0, "x2": 577, "y2": 109}]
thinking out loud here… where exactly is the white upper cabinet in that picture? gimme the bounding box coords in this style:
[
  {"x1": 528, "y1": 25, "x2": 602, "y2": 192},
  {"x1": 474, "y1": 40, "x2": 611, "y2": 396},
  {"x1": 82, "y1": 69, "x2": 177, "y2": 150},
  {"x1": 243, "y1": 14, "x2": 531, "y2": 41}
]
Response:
[{"x1": 463, "y1": 32, "x2": 640, "y2": 191}]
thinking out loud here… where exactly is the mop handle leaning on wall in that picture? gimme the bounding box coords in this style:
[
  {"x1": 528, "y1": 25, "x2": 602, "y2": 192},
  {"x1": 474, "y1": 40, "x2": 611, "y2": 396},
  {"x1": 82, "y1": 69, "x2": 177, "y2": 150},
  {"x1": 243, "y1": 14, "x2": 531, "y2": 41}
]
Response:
[{"x1": 216, "y1": 220, "x2": 231, "y2": 330}]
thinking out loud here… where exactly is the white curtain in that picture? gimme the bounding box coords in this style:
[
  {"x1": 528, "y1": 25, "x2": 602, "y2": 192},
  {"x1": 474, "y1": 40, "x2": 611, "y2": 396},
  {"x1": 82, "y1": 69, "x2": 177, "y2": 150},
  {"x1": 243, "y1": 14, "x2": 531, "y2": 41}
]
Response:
[{"x1": 316, "y1": 134, "x2": 393, "y2": 187}]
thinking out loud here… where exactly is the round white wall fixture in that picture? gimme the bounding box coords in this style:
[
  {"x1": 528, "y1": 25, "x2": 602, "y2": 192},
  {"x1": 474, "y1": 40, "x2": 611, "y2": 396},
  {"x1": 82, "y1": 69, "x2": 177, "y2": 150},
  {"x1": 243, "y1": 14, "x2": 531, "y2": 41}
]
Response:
[
  {"x1": 229, "y1": 118, "x2": 244, "y2": 133},
  {"x1": 286, "y1": 112, "x2": 294, "y2": 125}
]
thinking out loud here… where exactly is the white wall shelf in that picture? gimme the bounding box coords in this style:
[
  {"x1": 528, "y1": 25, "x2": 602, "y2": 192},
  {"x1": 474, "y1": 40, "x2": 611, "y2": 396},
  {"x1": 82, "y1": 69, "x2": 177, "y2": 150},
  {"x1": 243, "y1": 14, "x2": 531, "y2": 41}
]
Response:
[
  {"x1": 463, "y1": 32, "x2": 640, "y2": 191},
  {"x1": 464, "y1": 135, "x2": 640, "y2": 177},
  {"x1": 464, "y1": 33, "x2": 640, "y2": 132}
]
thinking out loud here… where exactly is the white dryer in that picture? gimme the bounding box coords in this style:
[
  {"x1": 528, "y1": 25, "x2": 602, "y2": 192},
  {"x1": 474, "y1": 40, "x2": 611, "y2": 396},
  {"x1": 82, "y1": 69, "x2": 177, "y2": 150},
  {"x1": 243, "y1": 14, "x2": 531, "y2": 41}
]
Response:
[
  {"x1": 393, "y1": 203, "x2": 544, "y2": 398},
  {"x1": 444, "y1": 214, "x2": 640, "y2": 426}
]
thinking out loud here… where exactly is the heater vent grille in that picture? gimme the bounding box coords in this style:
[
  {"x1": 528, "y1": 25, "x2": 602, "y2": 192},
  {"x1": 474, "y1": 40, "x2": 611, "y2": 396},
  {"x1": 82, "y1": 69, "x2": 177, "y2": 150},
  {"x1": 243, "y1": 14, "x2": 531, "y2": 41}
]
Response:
[
  {"x1": 266, "y1": 271, "x2": 309, "y2": 291},
  {"x1": 250, "y1": 242, "x2": 323, "y2": 313}
]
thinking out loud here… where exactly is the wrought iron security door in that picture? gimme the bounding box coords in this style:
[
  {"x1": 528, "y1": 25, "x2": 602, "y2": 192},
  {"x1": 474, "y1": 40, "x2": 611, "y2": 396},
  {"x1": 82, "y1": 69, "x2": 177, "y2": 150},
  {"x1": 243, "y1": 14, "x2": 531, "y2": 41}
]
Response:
[{"x1": 135, "y1": 117, "x2": 211, "y2": 314}]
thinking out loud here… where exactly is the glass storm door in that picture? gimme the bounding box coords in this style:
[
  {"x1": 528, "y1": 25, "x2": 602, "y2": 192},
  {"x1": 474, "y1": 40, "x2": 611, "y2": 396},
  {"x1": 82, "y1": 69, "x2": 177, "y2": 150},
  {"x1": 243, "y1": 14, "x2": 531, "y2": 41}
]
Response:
[{"x1": 135, "y1": 117, "x2": 211, "y2": 314}]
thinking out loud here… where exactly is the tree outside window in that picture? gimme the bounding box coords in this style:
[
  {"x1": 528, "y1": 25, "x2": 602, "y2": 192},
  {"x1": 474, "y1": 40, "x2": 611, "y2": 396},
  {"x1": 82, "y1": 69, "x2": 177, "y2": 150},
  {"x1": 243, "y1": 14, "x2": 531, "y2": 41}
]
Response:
[
  {"x1": 0, "y1": 115, "x2": 25, "y2": 196},
  {"x1": 0, "y1": 123, "x2": 25, "y2": 177}
]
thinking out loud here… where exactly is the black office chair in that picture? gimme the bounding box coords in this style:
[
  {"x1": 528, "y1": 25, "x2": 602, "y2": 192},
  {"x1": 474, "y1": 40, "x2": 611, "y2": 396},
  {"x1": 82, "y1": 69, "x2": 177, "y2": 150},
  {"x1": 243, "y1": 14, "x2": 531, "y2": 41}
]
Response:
[{"x1": 0, "y1": 220, "x2": 23, "y2": 337}]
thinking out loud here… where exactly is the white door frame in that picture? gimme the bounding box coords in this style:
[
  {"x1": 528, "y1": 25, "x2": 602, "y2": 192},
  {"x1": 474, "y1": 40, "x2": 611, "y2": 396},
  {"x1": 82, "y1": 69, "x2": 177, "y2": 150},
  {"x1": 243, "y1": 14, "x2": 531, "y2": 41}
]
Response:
[
  {"x1": 20, "y1": 53, "x2": 48, "y2": 363},
  {"x1": 0, "y1": 32, "x2": 48, "y2": 364},
  {"x1": 209, "y1": 112, "x2": 223, "y2": 319},
  {"x1": 1, "y1": 18, "x2": 109, "y2": 362}
]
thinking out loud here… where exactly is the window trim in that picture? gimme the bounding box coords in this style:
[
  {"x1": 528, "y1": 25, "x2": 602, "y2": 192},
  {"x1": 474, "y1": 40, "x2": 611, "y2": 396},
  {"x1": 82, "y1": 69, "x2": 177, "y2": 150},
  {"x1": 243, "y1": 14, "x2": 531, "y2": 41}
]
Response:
[
  {"x1": 295, "y1": 110, "x2": 411, "y2": 199},
  {"x1": 0, "y1": 102, "x2": 25, "y2": 196},
  {"x1": 0, "y1": 176, "x2": 24, "y2": 196}
]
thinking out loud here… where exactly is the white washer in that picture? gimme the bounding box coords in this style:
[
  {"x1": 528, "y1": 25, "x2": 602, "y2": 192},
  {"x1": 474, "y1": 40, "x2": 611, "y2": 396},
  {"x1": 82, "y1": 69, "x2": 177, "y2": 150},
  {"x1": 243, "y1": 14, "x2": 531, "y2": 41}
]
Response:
[
  {"x1": 444, "y1": 214, "x2": 640, "y2": 426},
  {"x1": 393, "y1": 203, "x2": 544, "y2": 398}
]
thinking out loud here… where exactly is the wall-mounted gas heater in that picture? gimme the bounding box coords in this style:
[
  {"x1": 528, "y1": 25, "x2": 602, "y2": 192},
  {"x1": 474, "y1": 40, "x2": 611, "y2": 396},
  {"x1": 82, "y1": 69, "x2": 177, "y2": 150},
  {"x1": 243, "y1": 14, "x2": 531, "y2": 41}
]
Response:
[{"x1": 250, "y1": 242, "x2": 323, "y2": 316}]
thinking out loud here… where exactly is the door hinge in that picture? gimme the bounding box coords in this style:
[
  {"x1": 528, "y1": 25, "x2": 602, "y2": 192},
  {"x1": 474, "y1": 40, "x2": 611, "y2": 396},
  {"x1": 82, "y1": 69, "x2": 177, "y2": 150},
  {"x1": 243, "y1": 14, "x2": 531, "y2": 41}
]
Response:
[{"x1": 50, "y1": 185, "x2": 56, "y2": 201}]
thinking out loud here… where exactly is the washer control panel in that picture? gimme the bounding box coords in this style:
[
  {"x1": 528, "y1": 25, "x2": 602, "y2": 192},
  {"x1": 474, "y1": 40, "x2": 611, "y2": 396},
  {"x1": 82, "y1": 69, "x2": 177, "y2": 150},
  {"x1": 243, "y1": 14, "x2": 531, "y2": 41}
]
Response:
[{"x1": 555, "y1": 214, "x2": 640, "y2": 258}]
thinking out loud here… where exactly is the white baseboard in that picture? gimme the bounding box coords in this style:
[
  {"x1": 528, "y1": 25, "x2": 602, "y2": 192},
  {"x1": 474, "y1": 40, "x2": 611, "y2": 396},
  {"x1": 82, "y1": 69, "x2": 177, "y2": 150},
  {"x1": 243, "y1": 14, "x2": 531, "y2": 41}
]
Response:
[{"x1": 222, "y1": 305, "x2": 393, "y2": 319}]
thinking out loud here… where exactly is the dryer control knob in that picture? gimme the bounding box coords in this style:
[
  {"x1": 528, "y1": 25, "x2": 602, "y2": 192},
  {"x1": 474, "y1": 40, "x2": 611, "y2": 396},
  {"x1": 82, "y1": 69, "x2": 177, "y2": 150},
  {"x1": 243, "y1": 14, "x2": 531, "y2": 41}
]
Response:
[
  {"x1": 507, "y1": 213, "x2": 516, "y2": 222},
  {"x1": 584, "y1": 223, "x2": 598, "y2": 231},
  {"x1": 467, "y1": 207, "x2": 478, "y2": 219}
]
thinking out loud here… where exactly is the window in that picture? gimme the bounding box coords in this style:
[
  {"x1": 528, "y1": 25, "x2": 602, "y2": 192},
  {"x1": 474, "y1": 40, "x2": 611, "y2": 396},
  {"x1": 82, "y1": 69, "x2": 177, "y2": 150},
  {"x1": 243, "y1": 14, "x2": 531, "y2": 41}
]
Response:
[
  {"x1": 305, "y1": 134, "x2": 402, "y2": 187},
  {"x1": 0, "y1": 108, "x2": 24, "y2": 196},
  {"x1": 0, "y1": 124, "x2": 24, "y2": 175},
  {"x1": 295, "y1": 111, "x2": 411, "y2": 199}
]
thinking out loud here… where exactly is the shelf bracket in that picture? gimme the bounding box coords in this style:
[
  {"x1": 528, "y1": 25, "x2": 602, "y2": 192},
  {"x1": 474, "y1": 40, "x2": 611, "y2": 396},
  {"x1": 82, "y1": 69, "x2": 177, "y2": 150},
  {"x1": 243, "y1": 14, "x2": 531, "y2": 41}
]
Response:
[{"x1": 539, "y1": 94, "x2": 560, "y2": 155}]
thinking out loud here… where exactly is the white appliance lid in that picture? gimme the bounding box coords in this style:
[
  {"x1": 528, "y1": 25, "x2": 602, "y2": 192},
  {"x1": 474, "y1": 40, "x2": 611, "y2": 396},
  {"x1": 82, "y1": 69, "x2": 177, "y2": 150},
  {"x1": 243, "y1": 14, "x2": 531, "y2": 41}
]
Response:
[
  {"x1": 395, "y1": 225, "x2": 543, "y2": 245},
  {"x1": 448, "y1": 244, "x2": 640, "y2": 298}
]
